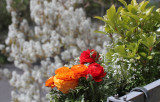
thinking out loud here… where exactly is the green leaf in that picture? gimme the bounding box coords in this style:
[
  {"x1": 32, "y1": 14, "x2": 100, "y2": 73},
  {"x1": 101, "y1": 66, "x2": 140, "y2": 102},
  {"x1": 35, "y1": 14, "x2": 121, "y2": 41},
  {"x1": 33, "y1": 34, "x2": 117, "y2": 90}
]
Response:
[
  {"x1": 141, "y1": 35, "x2": 156, "y2": 48},
  {"x1": 126, "y1": 27, "x2": 136, "y2": 37},
  {"x1": 127, "y1": 4, "x2": 133, "y2": 12},
  {"x1": 106, "y1": 49, "x2": 114, "y2": 62},
  {"x1": 154, "y1": 38, "x2": 160, "y2": 46},
  {"x1": 139, "y1": 1, "x2": 149, "y2": 11},
  {"x1": 116, "y1": 6, "x2": 123, "y2": 19},
  {"x1": 131, "y1": 0, "x2": 138, "y2": 6},
  {"x1": 139, "y1": 52, "x2": 147, "y2": 58},
  {"x1": 94, "y1": 30, "x2": 106, "y2": 34},
  {"x1": 152, "y1": 52, "x2": 160, "y2": 55},
  {"x1": 115, "y1": 45, "x2": 126, "y2": 57},
  {"x1": 118, "y1": 0, "x2": 128, "y2": 9},
  {"x1": 147, "y1": 56, "x2": 153, "y2": 60},
  {"x1": 94, "y1": 16, "x2": 107, "y2": 22},
  {"x1": 126, "y1": 42, "x2": 139, "y2": 58},
  {"x1": 121, "y1": 10, "x2": 139, "y2": 20},
  {"x1": 107, "y1": 5, "x2": 117, "y2": 24},
  {"x1": 126, "y1": 31, "x2": 132, "y2": 37},
  {"x1": 145, "y1": 6, "x2": 155, "y2": 16},
  {"x1": 104, "y1": 26, "x2": 111, "y2": 33},
  {"x1": 136, "y1": 56, "x2": 141, "y2": 59}
]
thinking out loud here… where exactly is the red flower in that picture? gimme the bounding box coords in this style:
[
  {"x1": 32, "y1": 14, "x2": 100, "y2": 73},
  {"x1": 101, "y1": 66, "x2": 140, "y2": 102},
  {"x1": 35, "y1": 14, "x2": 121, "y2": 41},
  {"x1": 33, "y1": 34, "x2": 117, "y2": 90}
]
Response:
[
  {"x1": 79, "y1": 49, "x2": 99, "y2": 64},
  {"x1": 86, "y1": 63, "x2": 106, "y2": 82}
]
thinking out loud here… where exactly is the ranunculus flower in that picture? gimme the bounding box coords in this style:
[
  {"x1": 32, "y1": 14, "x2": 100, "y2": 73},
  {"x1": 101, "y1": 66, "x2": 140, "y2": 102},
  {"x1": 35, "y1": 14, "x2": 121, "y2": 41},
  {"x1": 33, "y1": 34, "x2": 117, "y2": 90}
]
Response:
[
  {"x1": 45, "y1": 65, "x2": 88, "y2": 94},
  {"x1": 79, "y1": 49, "x2": 99, "y2": 64},
  {"x1": 45, "y1": 76, "x2": 55, "y2": 88},
  {"x1": 53, "y1": 76, "x2": 78, "y2": 94},
  {"x1": 86, "y1": 63, "x2": 106, "y2": 82},
  {"x1": 71, "y1": 64, "x2": 88, "y2": 79}
]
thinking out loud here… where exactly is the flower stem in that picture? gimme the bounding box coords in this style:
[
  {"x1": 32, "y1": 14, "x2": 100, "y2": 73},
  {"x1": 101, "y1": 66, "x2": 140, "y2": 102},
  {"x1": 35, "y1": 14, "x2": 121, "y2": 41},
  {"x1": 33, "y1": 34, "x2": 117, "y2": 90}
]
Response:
[{"x1": 90, "y1": 81, "x2": 96, "y2": 102}]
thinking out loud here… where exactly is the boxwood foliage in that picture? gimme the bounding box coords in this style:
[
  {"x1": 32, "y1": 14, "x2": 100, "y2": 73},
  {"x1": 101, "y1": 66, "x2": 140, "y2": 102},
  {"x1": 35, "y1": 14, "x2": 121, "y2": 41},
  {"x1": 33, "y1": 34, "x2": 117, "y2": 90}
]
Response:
[{"x1": 96, "y1": 0, "x2": 160, "y2": 96}]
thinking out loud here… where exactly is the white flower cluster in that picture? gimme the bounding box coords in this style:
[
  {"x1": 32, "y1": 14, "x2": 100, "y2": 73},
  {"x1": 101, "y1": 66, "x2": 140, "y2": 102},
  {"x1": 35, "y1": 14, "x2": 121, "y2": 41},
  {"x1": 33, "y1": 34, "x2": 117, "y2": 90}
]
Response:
[
  {"x1": 0, "y1": 68, "x2": 11, "y2": 79},
  {"x1": 4, "y1": 0, "x2": 108, "y2": 101}
]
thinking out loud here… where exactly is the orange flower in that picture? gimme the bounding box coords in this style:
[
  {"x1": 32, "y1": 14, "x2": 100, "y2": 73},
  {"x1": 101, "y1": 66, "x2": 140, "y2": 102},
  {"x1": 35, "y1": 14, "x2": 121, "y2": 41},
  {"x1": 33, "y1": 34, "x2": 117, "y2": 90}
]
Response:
[
  {"x1": 53, "y1": 76, "x2": 78, "y2": 94},
  {"x1": 54, "y1": 67, "x2": 78, "y2": 93},
  {"x1": 55, "y1": 70, "x2": 74, "y2": 80},
  {"x1": 71, "y1": 64, "x2": 88, "y2": 79},
  {"x1": 45, "y1": 76, "x2": 55, "y2": 88},
  {"x1": 46, "y1": 65, "x2": 88, "y2": 94},
  {"x1": 55, "y1": 66, "x2": 70, "y2": 74}
]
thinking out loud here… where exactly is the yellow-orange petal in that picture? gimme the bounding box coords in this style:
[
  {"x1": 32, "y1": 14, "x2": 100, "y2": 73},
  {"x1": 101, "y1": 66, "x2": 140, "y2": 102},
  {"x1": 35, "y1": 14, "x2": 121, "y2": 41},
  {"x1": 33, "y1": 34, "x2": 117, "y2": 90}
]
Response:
[
  {"x1": 55, "y1": 67, "x2": 70, "y2": 74},
  {"x1": 54, "y1": 76, "x2": 78, "y2": 94},
  {"x1": 45, "y1": 76, "x2": 55, "y2": 88}
]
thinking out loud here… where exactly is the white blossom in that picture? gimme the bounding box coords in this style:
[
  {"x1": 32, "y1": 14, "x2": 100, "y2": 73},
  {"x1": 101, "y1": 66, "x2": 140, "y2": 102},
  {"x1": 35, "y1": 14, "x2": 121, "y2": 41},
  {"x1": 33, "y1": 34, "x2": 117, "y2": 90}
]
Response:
[{"x1": 3, "y1": 0, "x2": 108, "y2": 101}]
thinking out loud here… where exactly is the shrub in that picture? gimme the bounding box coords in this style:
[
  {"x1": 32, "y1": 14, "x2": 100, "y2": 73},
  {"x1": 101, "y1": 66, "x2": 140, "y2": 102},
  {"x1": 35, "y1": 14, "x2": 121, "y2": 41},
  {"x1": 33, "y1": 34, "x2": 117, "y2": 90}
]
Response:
[{"x1": 96, "y1": 0, "x2": 160, "y2": 96}]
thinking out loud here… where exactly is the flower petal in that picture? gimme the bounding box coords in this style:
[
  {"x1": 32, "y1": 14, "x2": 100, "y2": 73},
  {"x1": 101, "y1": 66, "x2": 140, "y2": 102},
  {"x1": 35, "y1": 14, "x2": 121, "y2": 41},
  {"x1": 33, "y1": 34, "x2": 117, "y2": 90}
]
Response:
[{"x1": 45, "y1": 76, "x2": 55, "y2": 88}]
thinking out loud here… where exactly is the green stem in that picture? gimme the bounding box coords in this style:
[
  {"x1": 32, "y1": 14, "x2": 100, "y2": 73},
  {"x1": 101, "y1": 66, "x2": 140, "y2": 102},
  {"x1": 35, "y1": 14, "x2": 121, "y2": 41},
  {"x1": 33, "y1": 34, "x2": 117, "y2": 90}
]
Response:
[{"x1": 90, "y1": 81, "x2": 95, "y2": 102}]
